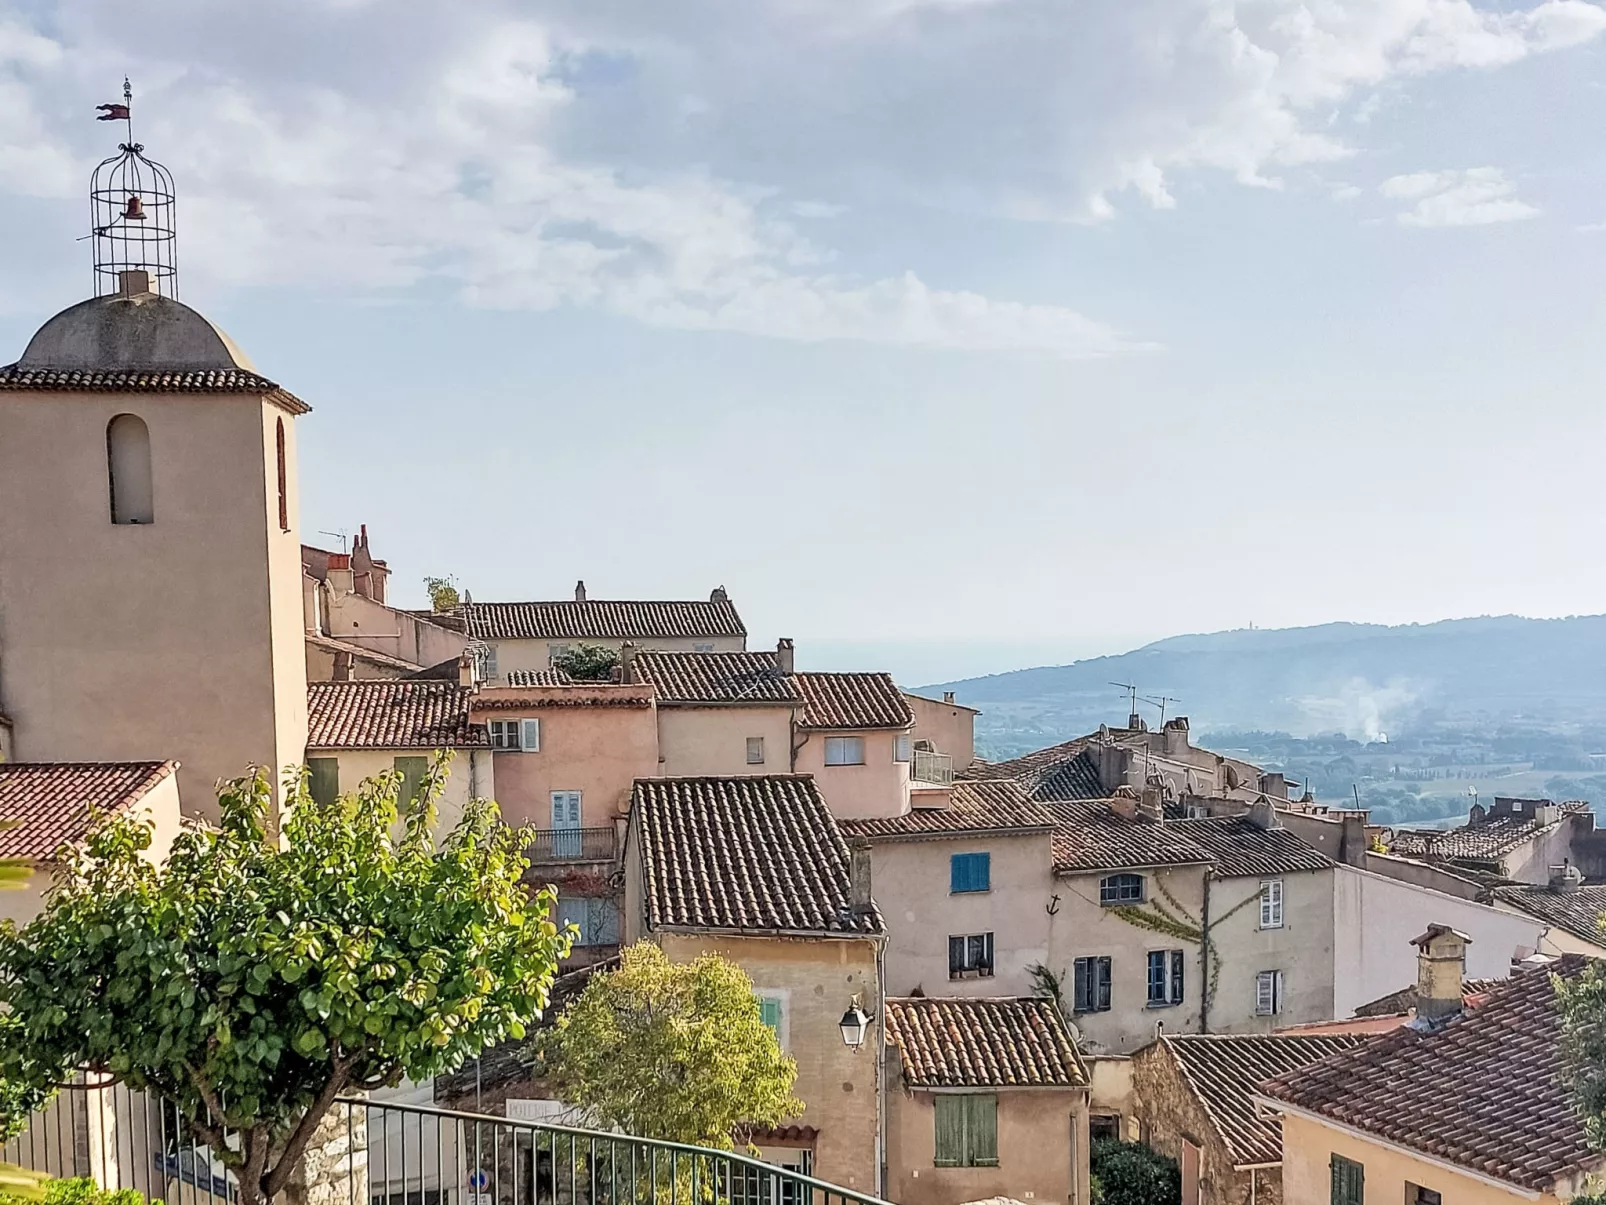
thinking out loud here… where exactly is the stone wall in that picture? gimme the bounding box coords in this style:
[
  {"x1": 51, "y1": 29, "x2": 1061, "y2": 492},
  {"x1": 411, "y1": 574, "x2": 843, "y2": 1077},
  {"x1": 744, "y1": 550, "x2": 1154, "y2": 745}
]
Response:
[
  {"x1": 1131, "y1": 1042, "x2": 1276, "y2": 1205},
  {"x1": 284, "y1": 1102, "x2": 368, "y2": 1205}
]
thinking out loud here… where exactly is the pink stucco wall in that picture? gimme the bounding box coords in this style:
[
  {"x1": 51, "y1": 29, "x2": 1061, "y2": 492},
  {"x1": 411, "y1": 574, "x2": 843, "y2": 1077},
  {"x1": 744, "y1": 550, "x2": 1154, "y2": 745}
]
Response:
[{"x1": 794, "y1": 728, "x2": 910, "y2": 820}]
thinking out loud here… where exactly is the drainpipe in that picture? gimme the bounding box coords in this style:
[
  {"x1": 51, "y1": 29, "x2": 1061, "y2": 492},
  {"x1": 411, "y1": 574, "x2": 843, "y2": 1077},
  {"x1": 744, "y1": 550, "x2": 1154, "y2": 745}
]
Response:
[
  {"x1": 875, "y1": 934, "x2": 888, "y2": 1199},
  {"x1": 1199, "y1": 869, "x2": 1212, "y2": 1034},
  {"x1": 790, "y1": 709, "x2": 809, "y2": 772}
]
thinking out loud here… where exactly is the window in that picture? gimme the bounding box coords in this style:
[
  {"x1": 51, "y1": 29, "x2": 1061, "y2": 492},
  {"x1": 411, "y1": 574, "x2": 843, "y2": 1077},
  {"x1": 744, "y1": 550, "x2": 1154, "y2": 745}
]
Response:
[
  {"x1": 106, "y1": 414, "x2": 154, "y2": 525},
  {"x1": 1073, "y1": 956, "x2": 1113, "y2": 1013},
  {"x1": 1406, "y1": 1184, "x2": 1441, "y2": 1205},
  {"x1": 550, "y1": 791, "x2": 582, "y2": 856},
  {"x1": 755, "y1": 992, "x2": 788, "y2": 1050},
  {"x1": 1329, "y1": 1155, "x2": 1364, "y2": 1205},
  {"x1": 1099, "y1": 873, "x2": 1145, "y2": 905},
  {"x1": 275, "y1": 418, "x2": 289, "y2": 531},
  {"x1": 1088, "y1": 1114, "x2": 1121, "y2": 1143},
  {"x1": 1256, "y1": 970, "x2": 1284, "y2": 1016},
  {"x1": 693, "y1": 642, "x2": 715, "y2": 653},
  {"x1": 307, "y1": 758, "x2": 340, "y2": 805},
  {"x1": 480, "y1": 645, "x2": 498, "y2": 682},
  {"x1": 746, "y1": 736, "x2": 766, "y2": 765},
  {"x1": 547, "y1": 643, "x2": 571, "y2": 666},
  {"x1": 393, "y1": 756, "x2": 429, "y2": 813},
  {"x1": 893, "y1": 733, "x2": 912, "y2": 762},
  {"x1": 1147, "y1": 950, "x2": 1185, "y2": 1007},
  {"x1": 824, "y1": 736, "x2": 865, "y2": 766},
  {"x1": 950, "y1": 852, "x2": 991, "y2": 894},
  {"x1": 933, "y1": 1095, "x2": 997, "y2": 1168},
  {"x1": 1260, "y1": 879, "x2": 1285, "y2": 929},
  {"x1": 488, "y1": 718, "x2": 539, "y2": 751},
  {"x1": 948, "y1": 933, "x2": 994, "y2": 979},
  {"x1": 557, "y1": 897, "x2": 621, "y2": 947}
]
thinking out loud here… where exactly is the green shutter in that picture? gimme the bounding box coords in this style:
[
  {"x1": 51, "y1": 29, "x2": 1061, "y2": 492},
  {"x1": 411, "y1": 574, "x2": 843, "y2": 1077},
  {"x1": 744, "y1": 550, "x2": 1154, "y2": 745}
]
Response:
[
  {"x1": 933, "y1": 1097, "x2": 965, "y2": 1167},
  {"x1": 394, "y1": 756, "x2": 429, "y2": 814},
  {"x1": 307, "y1": 758, "x2": 340, "y2": 805},
  {"x1": 966, "y1": 1094, "x2": 998, "y2": 1166},
  {"x1": 1330, "y1": 1155, "x2": 1363, "y2": 1205},
  {"x1": 758, "y1": 996, "x2": 782, "y2": 1034}
]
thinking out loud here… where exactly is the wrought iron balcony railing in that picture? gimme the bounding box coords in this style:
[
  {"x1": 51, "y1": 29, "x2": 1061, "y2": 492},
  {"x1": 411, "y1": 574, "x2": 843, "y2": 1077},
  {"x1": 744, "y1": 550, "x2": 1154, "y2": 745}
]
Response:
[{"x1": 526, "y1": 827, "x2": 618, "y2": 864}]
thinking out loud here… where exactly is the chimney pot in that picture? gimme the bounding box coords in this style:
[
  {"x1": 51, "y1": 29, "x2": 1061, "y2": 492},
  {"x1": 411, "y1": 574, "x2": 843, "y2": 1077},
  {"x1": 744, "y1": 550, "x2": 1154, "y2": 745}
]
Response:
[
  {"x1": 710, "y1": 585, "x2": 729, "y2": 603},
  {"x1": 1412, "y1": 925, "x2": 1472, "y2": 1022},
  {"x1": 574, "y1": 580, "x2": 587, "y2": 603},
  {"x1": 776, "y1": 637, "x2": 795, "y2": 676},
  {"x1": 943, "y1": 691, "x2": 956, "y2": 705}
]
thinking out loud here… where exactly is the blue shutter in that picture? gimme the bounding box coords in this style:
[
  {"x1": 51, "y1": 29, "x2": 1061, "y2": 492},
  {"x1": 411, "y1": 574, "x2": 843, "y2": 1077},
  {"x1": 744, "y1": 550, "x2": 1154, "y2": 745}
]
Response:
[{"x1": 949, "y1": 853, "x2": 991, "y2": 893}]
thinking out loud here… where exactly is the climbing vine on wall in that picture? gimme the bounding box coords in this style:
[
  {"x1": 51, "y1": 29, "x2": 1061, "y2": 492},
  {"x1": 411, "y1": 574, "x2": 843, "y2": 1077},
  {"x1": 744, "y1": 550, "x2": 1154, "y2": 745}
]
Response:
[{"x1": 1105, "y1": 873, "x2": 1267, "y2": 1018}]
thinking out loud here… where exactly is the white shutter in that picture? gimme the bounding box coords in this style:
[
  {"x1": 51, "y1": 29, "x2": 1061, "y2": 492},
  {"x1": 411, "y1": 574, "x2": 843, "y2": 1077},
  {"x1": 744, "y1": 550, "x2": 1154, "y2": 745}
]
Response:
[
  {"x1": 1267, "y1": 879, "x2": 1284, "y2": 927},
  {"x1": 521, "y1": 718, "x2": 541, "y2": 752},
  {"x1": 1256, "y1": 972, "x2": 1274, "y2": 1015}
]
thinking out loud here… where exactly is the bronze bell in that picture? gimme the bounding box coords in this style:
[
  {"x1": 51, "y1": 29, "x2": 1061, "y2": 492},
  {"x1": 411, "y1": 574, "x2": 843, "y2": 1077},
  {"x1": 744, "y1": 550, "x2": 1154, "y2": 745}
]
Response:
[{"x1": 123, "y1": 195, "x2": 146, "y2": 221}]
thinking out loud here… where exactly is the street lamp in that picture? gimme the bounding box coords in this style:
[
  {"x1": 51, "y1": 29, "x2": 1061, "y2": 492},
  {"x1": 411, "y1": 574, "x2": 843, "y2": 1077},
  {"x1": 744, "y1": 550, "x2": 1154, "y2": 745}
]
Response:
[{"x1": 839, "y1": 999, "x2": 873, "y2": 1051}]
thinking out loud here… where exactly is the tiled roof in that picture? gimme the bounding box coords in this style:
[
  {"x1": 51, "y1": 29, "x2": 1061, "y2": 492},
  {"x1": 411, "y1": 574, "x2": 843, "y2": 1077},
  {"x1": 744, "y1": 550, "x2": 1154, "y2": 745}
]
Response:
[
  {"x1": 1351, "y1": 977, "x2": 1510, "y2": 1019},
  {"x1": 968, "y1": 737, "x2": 1093, "y2": 781},
  {"x1": 1262, "y1": 957, "x2": 1602, "y2": 1193},
  {"x1": 1388, "y1": 806, "x2": 1588, "y2": 864},
  {"x1": 1493, "y1": 884, "x2": 1606, "y2": 947},
  {"x1": 632, "y1": 775, "x2": 883, "y2": 936},
  {"x1": 841, "y1": 779, "x2": 1055, "y2": 842},
  {"x1": 634, "y1": 651, "x2": 802, "y2": 706},
  {"x1": 306, "y1": 681, "x2": 487, "y2": 749},
  {"x1": 0, "y1": 762, "x2": 176, "y2": 860},
  {"x1": 795, "y1": 672, "x2": 912, "y2": 730},
  {"x1": 1156, "y1": 1034, "x2": 1363, "y2": 1167},
  {"x1": 0, "y1": 364, "x2": 311, "y2": 414},
  {"x1": 306, "y1": 633, "x2": 423, "y2": 673},
  {"x1": 961, "y1": 744, "x2": 1108, "y2": 802},
  {"x1": 459, "y1": 599, "x2": 746, "y2": 641},
  {"x1": 885, "y1": 997, "x2": 1088, "y2": 1088},
  {"x1": 1042, "y1": 799, "x2": 1215, "y2": 873},
  {"x1": 1164, "y1": 817, "x2": 1334, "y2": 877},
  {"x1": 505, "y1": 668, "x2": 573, "y2": 686}
]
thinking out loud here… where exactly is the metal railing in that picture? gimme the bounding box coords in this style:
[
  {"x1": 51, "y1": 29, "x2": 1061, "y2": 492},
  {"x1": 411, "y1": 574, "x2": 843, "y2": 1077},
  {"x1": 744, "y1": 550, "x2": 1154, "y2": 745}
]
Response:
[
  {"x1": 526, "y1": 829, "x2": 618, "y2": 864},
  {"x1": 909, "y1": 750, "x2": 953, "y2": 786}
]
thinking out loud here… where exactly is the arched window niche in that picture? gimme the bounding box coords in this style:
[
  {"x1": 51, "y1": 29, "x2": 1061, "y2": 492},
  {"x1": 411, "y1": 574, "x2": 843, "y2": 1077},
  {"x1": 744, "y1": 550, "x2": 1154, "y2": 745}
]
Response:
[{"x1": 107, "y1": 413, "x2": 154, "y2": 525}]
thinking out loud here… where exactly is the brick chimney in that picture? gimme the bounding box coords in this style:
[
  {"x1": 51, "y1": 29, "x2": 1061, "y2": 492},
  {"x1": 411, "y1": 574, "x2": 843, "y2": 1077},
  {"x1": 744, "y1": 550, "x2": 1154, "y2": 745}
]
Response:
[
  {"x1": 1412, "y1": 925, "x2": 1471, "y2": 1022},
  {"x1": 848, "y1": 837, "x2": 873, "y2": 914},
  {"x1": 776, "y1": 637, "x2": 795, "y2": 676},
  {"x1": 574, "y1": 580, "x2": 587, "y2": 603}
]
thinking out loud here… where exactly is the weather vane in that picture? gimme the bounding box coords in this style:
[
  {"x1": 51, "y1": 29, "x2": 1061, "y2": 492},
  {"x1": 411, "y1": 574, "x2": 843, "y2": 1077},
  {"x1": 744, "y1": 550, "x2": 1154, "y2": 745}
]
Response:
[
  {"x1": 95, "y1": 77, "x2": 135, "y2": 145},
  {"x1": 87, "y1": 78, "x2": 178, "y2": 299}
]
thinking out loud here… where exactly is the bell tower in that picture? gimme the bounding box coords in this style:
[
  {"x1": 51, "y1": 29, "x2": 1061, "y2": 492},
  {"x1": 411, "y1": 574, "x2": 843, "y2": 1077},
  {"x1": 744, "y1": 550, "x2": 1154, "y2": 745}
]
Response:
[{"x1": 0, "y1": 86, "x2": 309, "y2": 819}]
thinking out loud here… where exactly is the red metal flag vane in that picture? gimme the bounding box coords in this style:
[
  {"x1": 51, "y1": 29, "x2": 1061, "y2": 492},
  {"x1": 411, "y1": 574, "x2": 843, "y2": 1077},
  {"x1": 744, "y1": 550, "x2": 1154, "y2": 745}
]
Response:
[{"x1": 95, "y1": 103, "x2": 130, "y2": 121}]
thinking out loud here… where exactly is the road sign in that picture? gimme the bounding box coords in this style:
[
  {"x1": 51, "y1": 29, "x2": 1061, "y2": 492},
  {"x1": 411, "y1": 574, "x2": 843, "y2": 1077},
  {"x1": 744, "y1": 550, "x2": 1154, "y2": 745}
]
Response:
[{"x1": 468, "y1": 1171, "x2": 490, "y2": 1191}]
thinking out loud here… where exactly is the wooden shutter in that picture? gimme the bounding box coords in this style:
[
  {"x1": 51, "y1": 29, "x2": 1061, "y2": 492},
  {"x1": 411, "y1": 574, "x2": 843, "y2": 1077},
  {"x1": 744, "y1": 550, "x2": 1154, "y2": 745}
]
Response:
[
  {"x1": 1171, "y1": 950, "x2": 1186, "y2": 1004},
  {"x1": 393, "y1": 756, "x2": 428, "y2": 813},
  {"x1": 1330, "y1": 1155, "x2": 1363, "y2": 1205},
  {"x1": 933, "y1": 1096, "x2": 964, "y2": 1167},
  {"x1": 1097, "y1": 957, "x2": 1113, "y2": 1011},
  {"x1": 758, "y1": 996, "x2": 782, "y2": 1034},
  {"x1": 966, "y1": 1095, "x2": 998, "y2": 1167},
  {"x1": 949, "y1": 936, "x2": 965, "y2": 977},
  {"x1": 307, "y1": 758, "x2": 340, "y2": 805},
  {"x1": 521, "y1": 718, "x2": 541, "y2": 752}
]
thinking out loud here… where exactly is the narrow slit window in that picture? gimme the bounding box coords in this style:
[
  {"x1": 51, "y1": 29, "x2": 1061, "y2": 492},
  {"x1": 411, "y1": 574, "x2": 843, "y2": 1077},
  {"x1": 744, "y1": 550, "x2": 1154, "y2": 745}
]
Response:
[
  {"x1": 275, "y1": 418, "x2": 289, "y2": 531},
  {"x1": 107, "y1": 414, "x2": 154, "y2": 524}
]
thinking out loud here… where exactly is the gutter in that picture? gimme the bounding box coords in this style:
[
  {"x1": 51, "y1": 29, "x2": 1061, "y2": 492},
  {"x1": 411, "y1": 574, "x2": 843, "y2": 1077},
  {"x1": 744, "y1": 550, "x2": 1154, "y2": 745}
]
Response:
[{"x1": 1200, "y1": 868, "x2": 1212, "y2": 1034}]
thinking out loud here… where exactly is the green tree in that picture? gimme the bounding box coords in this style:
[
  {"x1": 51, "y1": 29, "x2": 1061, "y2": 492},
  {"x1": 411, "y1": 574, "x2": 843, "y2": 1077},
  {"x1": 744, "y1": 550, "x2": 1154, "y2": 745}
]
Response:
[
  {"x1": 1560, "y1": 960, "x2": 1606, "y2": 1155},
  {"x1": 1089, "y1": 1139, "x2": 1180, "y2": 1205},
  {"x1": 0, "y1": 759, "x2": 571, "y2": 1205},
  {"x1": 551, "y1": 643, "x2": 621, "y2": 682},
  {"x1": 0, "y1": 821, "x2": 31, "y2": 891},
  {"x1": 423, "y1": 576, "x2": 460, "y2": 612},
  {"x1": 543, "y1": 942, "x2": 801, "y2": 1147}
]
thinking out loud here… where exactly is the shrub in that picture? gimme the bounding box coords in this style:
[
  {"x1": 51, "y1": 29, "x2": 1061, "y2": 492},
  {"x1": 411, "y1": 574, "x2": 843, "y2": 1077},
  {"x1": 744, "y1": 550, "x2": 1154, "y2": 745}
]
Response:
[
  {"x1": 1089, "y1": 1138, "x2": 1180, "y2": 1205},
  {"x1": 0, "y1": 1177, "x2": 152, "y2": 1205}
]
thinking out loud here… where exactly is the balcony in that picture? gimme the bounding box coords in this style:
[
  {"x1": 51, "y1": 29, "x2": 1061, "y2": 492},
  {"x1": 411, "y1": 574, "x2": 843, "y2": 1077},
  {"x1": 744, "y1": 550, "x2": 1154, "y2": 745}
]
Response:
[
  {"x1": 911, "y1": 749, "x2": 954, "y2": 786},
  {"x1": 526, "y1": 826, "x2": 618, "y2": 864}
]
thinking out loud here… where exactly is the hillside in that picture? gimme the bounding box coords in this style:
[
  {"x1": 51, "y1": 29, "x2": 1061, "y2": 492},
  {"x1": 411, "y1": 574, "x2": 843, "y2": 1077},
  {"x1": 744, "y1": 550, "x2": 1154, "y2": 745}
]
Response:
[{"x1": 920, "y1": 614, "x2": 1606, "y2": 759}]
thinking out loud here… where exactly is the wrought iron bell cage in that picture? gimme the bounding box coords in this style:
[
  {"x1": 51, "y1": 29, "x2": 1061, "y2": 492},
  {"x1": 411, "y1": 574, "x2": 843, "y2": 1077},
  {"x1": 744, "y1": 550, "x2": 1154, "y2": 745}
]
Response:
[{"x1": 90, "y1": 140, "x2": 178, "y2": 299}]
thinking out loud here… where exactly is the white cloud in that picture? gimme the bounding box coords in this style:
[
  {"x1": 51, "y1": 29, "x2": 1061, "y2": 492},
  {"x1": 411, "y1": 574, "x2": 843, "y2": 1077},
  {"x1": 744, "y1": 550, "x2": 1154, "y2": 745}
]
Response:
[{"x1": 1380, "y1": 167, "x2": 1541, "y2": 226}]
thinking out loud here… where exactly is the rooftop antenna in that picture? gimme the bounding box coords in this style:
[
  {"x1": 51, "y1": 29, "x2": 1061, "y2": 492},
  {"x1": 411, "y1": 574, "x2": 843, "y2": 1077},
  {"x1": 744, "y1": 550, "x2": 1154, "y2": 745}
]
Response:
[
  {"x1": 88, "y1": 78, "x2": 178, "y2": 299},
  {"x1": 318, "y1": 529, "x2": 350, "y2": 554},
  {"x1": 1141, "y1": 694, "x2": 1181, "y2": 727},
  {"x1": 1110, "y1": 681, "x2": 1138, "y2": 719}
]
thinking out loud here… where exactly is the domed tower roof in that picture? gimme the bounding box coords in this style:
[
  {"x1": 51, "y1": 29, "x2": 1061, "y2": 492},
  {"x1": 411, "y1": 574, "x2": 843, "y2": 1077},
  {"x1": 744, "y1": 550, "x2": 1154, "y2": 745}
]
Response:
[{"x1": 17, "y1": 271, "x2": 257, "y2": 372}]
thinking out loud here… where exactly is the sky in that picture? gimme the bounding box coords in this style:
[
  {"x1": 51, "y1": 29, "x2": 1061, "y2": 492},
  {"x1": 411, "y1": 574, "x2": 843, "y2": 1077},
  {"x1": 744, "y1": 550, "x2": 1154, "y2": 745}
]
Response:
[{"x1": 4, "y1": 0, "x2": 1606, "y2": 686}]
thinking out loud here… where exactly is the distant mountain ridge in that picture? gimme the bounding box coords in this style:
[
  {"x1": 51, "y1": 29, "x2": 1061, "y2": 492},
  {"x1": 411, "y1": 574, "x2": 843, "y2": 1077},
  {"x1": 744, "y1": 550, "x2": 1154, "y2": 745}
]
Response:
[{"x1": 919, "y1": 614, "x2": 1606, "y2": 760}]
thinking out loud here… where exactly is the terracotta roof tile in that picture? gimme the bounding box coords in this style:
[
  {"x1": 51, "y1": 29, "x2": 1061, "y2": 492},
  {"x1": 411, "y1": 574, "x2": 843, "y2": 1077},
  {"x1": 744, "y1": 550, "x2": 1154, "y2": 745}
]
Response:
[
  {"x1": 504, "y1": 669, "x2": 573, "y2": 686},
  {"x1": 1156, "y1": 1034, "x2": 1363, "y2": 1167},
  {"x1": 795, "y1": 672, "x2": 913, "y2": 730},
  {"x1": 0, "y1": 364, "x2": 310, "y2": 414},
  {"x1": 633, "y1": 652, "x2": 802, "y2": 706},
  {"x1": 1164, "y1": 817, "x2": 1334, "y2": 877},
  {"x1": 1262, "y1": 957, "x2": 1602, "y2": 1192},
  {"x1": 460, "y1": 599, "x2": 745, "y2": 641},
  {"x1": 1043, "y1": 799, "x2": 1215, "y2": 873},
  {"x1": 1493, "y1": 884, "x2": 1606, "y2": 947},
  {"x1": 632, "y1": 775, "x2": 883, "y2": 936},
  {"x1": 306, "y1": 681, "x2": 487, "y2": 749},
  {"x1": 0, "y1": 761, "x2": 176, "y2": 860},
  {"x1": 841, "y1": 779, "x2": 1055, "y2": 842},
  {"x1": 1351, "y1": 977, "x2": 1509, "y2": 1019},
  {"x1": 1388, "y1": 805, "x2": 1589, "y2": 864},
  {"x1": 885, "y1": 997, "x2": 1088, "y2": 1088}
]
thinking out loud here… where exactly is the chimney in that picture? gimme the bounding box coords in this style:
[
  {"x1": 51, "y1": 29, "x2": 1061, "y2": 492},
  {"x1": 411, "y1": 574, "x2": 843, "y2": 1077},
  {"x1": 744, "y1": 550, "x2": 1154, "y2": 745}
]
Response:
[
  {"x1": 1339, "y1": 813, "x2": 1369, "y2": 867},
  {"x1": 1137, "y1": 786, "x2": 1163, "y2": 823},
  {"x1": 1128, "y1": 712, "x2": 1144, "y2": 732},
  {"x1": 1535, "y1": 802, "x2": 1561, "y2": 826},
  {"x1": 848, "y1": 838, "x2": 873, "y2": 914},
  {"x1": 333, "y1": 650, "x2": 353, "y2": 682},
  {"x1": 574, "y1": 580, "x2": 587, "y2": 603},
  {"x1": 457, "y1": 650, "x2": 477, "y2": 688},
  {"x1": 1163, "y1": 717, "x2": 1189, "y2": 756},
  {"x1": 1108, "y1": 787, "x2": 1141, "y2": 822},
  {"x1": 619, "y1": 641, "x2": 639, "y2": 684},
  {"x1": 943, "y1": 691, "x2": 956, "y2": 705},
  {"x1": 776, "y1": 637, "x2": 795, "y2": 676},
  {"x1": 1412, "y1": 925, "x2": 1472, "y2": 1022},
  {"x1": 1550, "y1": 862, "x2": 1584, "y2": 893},
  {"x1": 1245, "y1": 797, "x2": 1281, "y2": 832},
  {"x1": 710, "y1": 585, "x2": 729, "y2": 603}
]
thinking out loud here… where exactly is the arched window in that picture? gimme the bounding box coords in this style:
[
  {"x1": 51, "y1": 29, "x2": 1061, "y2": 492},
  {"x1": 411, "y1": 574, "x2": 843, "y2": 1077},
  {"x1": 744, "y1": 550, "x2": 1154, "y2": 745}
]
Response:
[
  {"x1": 106, "y1": 414, "x2": 153, "y2": 524},
  {"x1": 1099, "y1": 873, "x2": 1145, "y2": 905},
  {"x1": 275, "y1": 418, "x2": 289, "y2": 531}
]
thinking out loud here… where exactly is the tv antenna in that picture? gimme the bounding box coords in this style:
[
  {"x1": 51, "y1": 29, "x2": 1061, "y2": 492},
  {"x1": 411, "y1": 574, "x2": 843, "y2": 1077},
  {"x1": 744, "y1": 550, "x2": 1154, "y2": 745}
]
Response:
[
  {"x1": 1141, "y1": 694, "x2": 1181, "y2": 727},
  {"x1": 318, "y1": 528, "x2": 350, "y2": 553},
  {"x1": 1110, "y1": 681, "x2": 1139, "y2": 717}
]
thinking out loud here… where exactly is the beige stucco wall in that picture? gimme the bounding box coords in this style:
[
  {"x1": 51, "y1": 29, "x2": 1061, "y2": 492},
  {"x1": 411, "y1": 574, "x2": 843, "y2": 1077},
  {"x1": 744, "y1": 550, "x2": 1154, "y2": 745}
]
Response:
[
  {"x1": 0, "y1": 390, "x2": 307, "y2": 821},
  {"x1": 655, "y1": 705, "x2": 794, "y2": 777},
  {"x1": 871, "y1": 831, "x2": 1056, "y2": 997},
  {"x1": 323, "y1": 589, "x2": 468, "y2": 670},
  {"x1": 303, "y1": 747, "x2": 492, "y2": 837},
  {"x1": 885, "y1": 1085, "x2": 1090, "y2": 1205},
  {"x1": 474, "y1": 696, "x2": 658, "y2": 829},
  {"x1": 1206, "y1": 869, "x2": 1335, "y2": 1034},
  {"x1": 902, "y1": 694, "x2": 976, "y2": 771},
  {"x1": 1046, "y1": 866, "x2": 1208, "y2": 1055},
  {"x1": 658, "y1": 932, "x2": 882, "y2": 1196},
  {"x1": 795, "y1": 729, "x2": 911, "y2": 820},
  {"x1": 1086, "y1": 1056, "x2": 1138, "y2": 1137},
  {"x1": 1278, "y1": 1108, "x2": 1582, "y2": 1205},
  {"x1": 489, "y1": 634, "x2": 744, "y2": 683}
]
